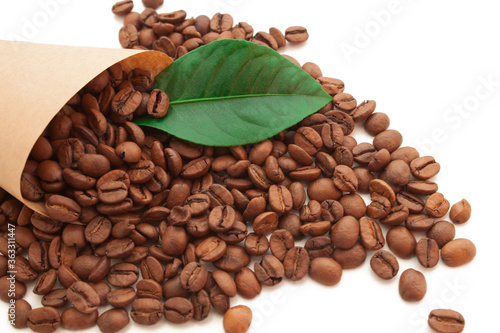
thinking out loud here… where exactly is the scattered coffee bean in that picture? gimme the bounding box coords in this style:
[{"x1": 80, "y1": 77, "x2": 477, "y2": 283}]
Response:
[
  {"x1": 399, "y1": 268, "x2": 427, "y2": 302},
  {"x1": 428, "y1": 309, "x2": 465, "y2": 333}
]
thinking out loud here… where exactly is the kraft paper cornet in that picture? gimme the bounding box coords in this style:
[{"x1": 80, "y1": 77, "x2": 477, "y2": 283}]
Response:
[{"x1": 0, "y1": 40, "x2": 172, "y2": 215}]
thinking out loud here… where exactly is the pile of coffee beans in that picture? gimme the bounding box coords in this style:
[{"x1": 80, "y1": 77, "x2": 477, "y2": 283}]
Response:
[{"x1": 0, "y1": 1, "x2": 475, "y2": 333}]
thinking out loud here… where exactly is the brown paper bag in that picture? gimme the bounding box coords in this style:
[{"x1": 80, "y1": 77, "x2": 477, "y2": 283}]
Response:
[{"x1": 0, "y1": 40, "x2": 172, "y2": 215}]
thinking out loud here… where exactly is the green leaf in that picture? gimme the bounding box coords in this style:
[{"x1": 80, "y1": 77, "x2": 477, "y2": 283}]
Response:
[{"x1": 135, "y1": 39, "x2": 331, "y2": 146}]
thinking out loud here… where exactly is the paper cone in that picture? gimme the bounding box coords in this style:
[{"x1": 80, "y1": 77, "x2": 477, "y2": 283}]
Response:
[{"x1": 0, "y1": 40, "x2": 172, "y2": 215}]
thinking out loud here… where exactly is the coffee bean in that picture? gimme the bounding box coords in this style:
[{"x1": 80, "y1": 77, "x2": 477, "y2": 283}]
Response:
[
  {"x1": 67, "y1": 281, "x2": 100, "y2": 314},
  {"x1": 449, "y1": 199, "x2": 471, "y2": 224},
  {"x1": 33, "y1": 269, "x2": 57, "y2": 295},
  {"x1": 44, "y1": 194, "x2": 81, "y2": 223},
  {"x1": 410, "y1": 156, "x2": 440, "y2": 180},
  {"x1": 97, "y1": 308, "x2": 130, "y2": 333},
  {"x1": 119, "y1": 24, "x2": 139, "y2": 48},
  {"x1": 406, "y1": 180, "x2": 438, "y2": 195},
  {"x1": 405, "y1": 214, "x2": 434, "y2": 232},
  {"x1": 339, "y1": 193, "x2": 366, "y2": 219},
  {"x1": 304, "y1": 236, "x2": 334, "y2": 260},
  {"x1": 283, "y1": 246, "x2": 309, "y2": 281},
  {"x1": 369, "y1": 179, "x2": 396, "y2": 205},
  {"x1": 331, "y1": 216, "x2": 359, "y2": 250},
  {"x1": 309, "y1": 257, "x2": 342, "y2": 286},
  {"x1": 424, "y1": 192, "x2": 450, "y2": 218},
  {"x1": 373, "y1": 129, "x2": 403, "y2": 153},
  {"x1": 61, "y1": 307, "x2": 98, "y2": 331},
  {"x1": 351, "y1": 100, "x2": 376, "y2": 121},
  {"x1": 41, "y1": 288, "x2": 67, "y2": 308},
  {"x1": 143, "y1": 0, "x2": 164, "y2": 10},
  {"x1": 359, "y1": 217, "x2": 385, "y2": 250},
  {"x1": 390, "y1": 146, "x2": 419, "y2": 163},
  {"x1": 416, "y1": 237, "x2": 439, "y2": 268},
  {"x1": 253, "y1": 211, "x2": 279, "y2": 235},
  {"x1": 27, "y1": 307, "x2": 60, "y2": 333},
  {"x1": 196, "y1": 236, "x2": 227, "y2": 262},
  {"x1": 364, "y1": 112, "x2": 390, "y2": 136},
  {"x1": 332, "y1": 243, "x2": 367, "y2": 269},
  {"x1": 108, "y1": 262, "x2": 139, "y2": 287},
  {"x1": 163, "y1": 297, "x2": 194, "y2": 323},
  {"x1": 223, "y1": 305, "x2": 252, "y2": 333},
  {"x1": 210, "y1": 13, "x2": 233, "y2": 33},
  {"x1": 191, "y1": 289, "x2": 211, "y2": 321},
  {"x1": 9, "y1": 299, "x2": 32, "y2": 328},
  {"x1": 397, "y1": 191, "x2": 425, "y2": 213},
  {"x1": 370, "y1": 250, "x2": 399, "y2": 280},
  {"x1": 107, "y1": 287, "x2": 137, "y2": 308},
  {"x1": 112, "y1": 1, "x2": 134, "y2": 16},
  {"x1": 399, "y1": 268, "x2": 426, "y2": 302},
  {"x1": 0, "y1": 276, "x2": 26, "y2": 302},
  {"x1": 441, "y1": 238, "x2": 476, "y2": 267},
  {"x1": 427, "y1": 220, "x2": 456, "y2": 248},
  {"x1": 140, "y1": 256, "x2": 164, "y2": 284},
  {"x1": 386, "y1": 226, "x2": 416, "y2": 259},
  {"x1": 285, "y1": 26, "x2": 309, "y2": 43},
  {"x1": 254, "y1": 254, "x2": 284, "y2": 286},
  {"x1": 180, "y1": 262, "x2": 208, "y2": 292},
  {"x1": 428, "y1": 309, "x2": 465, "y2": 333},
  {"x1": 384, "y1": 160, "x2": 411, "y2": 186},
  {"x1": 333, "y1": 165, "x2": 358, "y2": 193},
  {"x1": 268, "y1": 185, "x2": 293, "y2": 215},
  {"x1": 131, "y1": 298, "x2": 163, "y2": 325}
]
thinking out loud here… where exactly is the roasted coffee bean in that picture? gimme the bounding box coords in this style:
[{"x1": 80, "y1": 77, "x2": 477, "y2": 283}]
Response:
[
  {"x1": 428, "y1": 309, "x2": 465, "y2": 333},
  {"x1": 131, "y1": 298, "x2": 163, "y2": 325},
  {"x1": 384, "y1": 160, "x2": 411, "y2": 186},
  {"x1": 416, "y1": 237, "x2": 439, "y2": 268},
  {"x1": 397, "y1": 191, "x2": 425, "y2": 213},
  {"x1": 210, "y1": 13, "x2": 233, "y2": 33},
  {"x1": 196, "y1": 236, "x2": 227, "y2": 262},
  {"x1": 320, "y1": 199, "x2": 344, "y2": 223},
  {"x1": 112, "y1": 1, "x2": 134, "y2": 16},
  {"x1": 41, "y1": 288, "x2": 67, "y2": 308},
  {"x1": 410, "y1": 156, "x2": 440, "y2": 180},
  {"x1": 299, "y1": 199, "x2": 322, "y2": 222},
  {"x1": 283, "y1": 246, "x2": 309, "y2": 281},
  {"x1": 254, "y1": 255, "x2": 284, "y2": 286},
  {"x1": 163, "y1": 297, "x2": 194, "y2": 323},
  {"x1": 364, "y1": 112, "x2": 390, "y2": 136},
  {"x1": 333, "y1": 93, "x2": 357, "y2": 112},
  {"x1": 441, "y1": 238, "x2": 476, "y2": 267},
  {"x1": 269, "y1": 229, "x2": 295, "y2": 261},
  {"x1": 27, "y1": 307, "x2": 60, "y2": 333},
  {"x1": 285, "y1": 26, "x2": 309, "y2": 43},
  {"x1": 399, "y1": 268, "x2": 426, "y2": 302},
  {"x1": 339, "y1": 193, "x2": 366, "y2": 219},
  {"x1": 370, "y1": 250, "x2": 399, "y2": 280},
  {"x1": 61, "y1": 307, "x2": 98, "y2": 331},
  {"x1": 427, "y1": 220, "x2": 456, "y2": 248},
  {"x1": 33, "y1": 269, "x2": 57, "y2": 295},
  {"x1": 332, "y1": 243, "x2": 366, "y2": 269},
  {"x1": 212, "y1": 270, "x2": 237, "y2": 297},
  {"x1": 119, "y1": 24, "x2": 139, "y2": 48},
  {"x1": 288, "y1": 144, "x2": 313, "y2": 165},
  {"x1": 141, "y1": 256, "x2": 164, "y2": 284},
  {"x1": 136, "y1": 279, "x2": 163, "y2": 300},
  {"x1": 351, "y1": 100, "x2": 376, "y2": 121},
  {"x1": 253, "y1": 211, "x2": 279, "y2": 235},
  {"x1": 330, "y1": 216, "x2": 359, "y2": 250},
  {"x1": 234, "y1": 267, "x2": 261, "y2": 299},
  {"x1": 391, "y1": 146, "x2": 419, "y2": 163},
  {"x1": 406, "y1": 214, "x2": 434, "y2": 232},
  {"x1": 28, "y1": 241, "x2": 50, "y2": 272},
  {"x1": 180, "y1": 262, "x2": 208, "y2": 292},
  {"x1": 406, "y1": 180, "x2": 438, "y2": 195},
  {"x1": 9, "y1": 299, "x2": 32, "y2": 328},
  {"x1": 107, "y1": 287, "x2": 137, "y2": 308},
  {"x1": 67, "y1": 281, "x2": 100, "y2": 314},
  {"x1": 333, "y1": 146, "x2": 354, "y2": 167},
  {"x1": 268, "y1": 184, "x2": 293, "y2": 215},
  {"x1": 449, "y1": 199, "x2": 471, "y2": 224},
  {"x1": 302, "y1": 62, "x2": 322, "y2": 79},
  {"x1": 191, "y1": 289, "x2": 211, "y2": 321},
  {"x1": 97, "y1": 308, "x2": 130, "y2": 333},
  {"x1": 304, "y1": 236, "x2": 334, "y2": 260},
  {"x1": 333, "y1": 165, "x2": 358, "y2": 193},
  {"x1": 162, "y1": 225, "x2": 188, "y2": 256},
  {"x1": 367, "y1": 194, "x2": 391, "y2": 220},
  {"x1": 425, "y1": 192, "x2": 450, "y2": 218},
  {"x1": 244, "y1": 232, "x2": 269, "y2": 257},
  {"x1": 44, "y1": 194, "x2": 81, "y2": 223},
  {"x1": 108, "y1": 262, "x2": 139, "y2": 287},
  {"x1": 13, "y1": 256, "x2": 38, "y2": 283},
  {"x1": 373, "y1": 129, "x2": 402, "y2": 153},
  {"x1": 289, "y1": 182, "x2": 306, "y2": 209},
  {"x1": 223, "y1": 305, "x2": 252, "y2": 333},
  {"x1": 209, "y1": 285, "x2": 230, "y2": 314},
  {"x1": 359, "y1": 217, "x2": 385, "y2": 250},
  {"x1": 214, "y1": 245, "x2": 250, "y2": 273},
  {"x1": 369, "y1": 179, "x2": 396, "y2": 205},
  {"x1": 299, "y1": 221, "x2": 330, "y2": 237},
  {"x1": 0, "y1": 276, "x2": 26, "y2": 302},
  {"x1": 309, "y1": 257, "x2": 342, "y2": 286},
  {"x1": 386, "y1": 225, "x2": 416, "y2": 259},
  {"x1": 294, "y1": 127, "x2": 322, "y2": 155}
]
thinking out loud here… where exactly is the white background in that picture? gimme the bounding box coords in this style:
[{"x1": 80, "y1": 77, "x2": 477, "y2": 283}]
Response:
[{"x1": 1, "y1": 0, "x2": 500, "y2": 332}]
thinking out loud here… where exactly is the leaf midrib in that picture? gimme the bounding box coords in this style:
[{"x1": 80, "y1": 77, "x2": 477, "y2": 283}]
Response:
[{"x1": 170, "y1": 93, "x2": 325, "y2": 105}]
